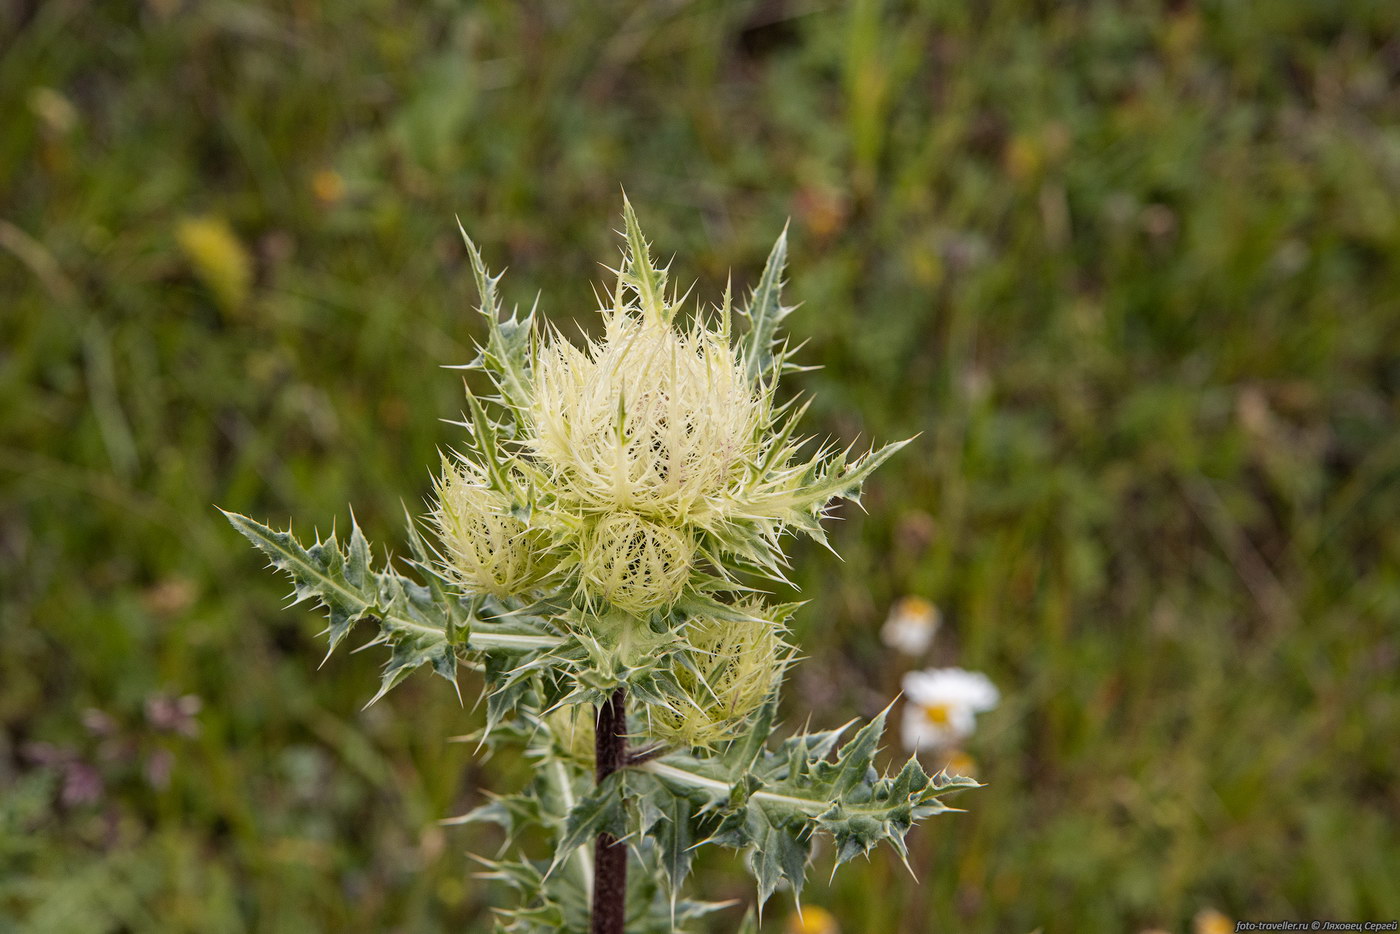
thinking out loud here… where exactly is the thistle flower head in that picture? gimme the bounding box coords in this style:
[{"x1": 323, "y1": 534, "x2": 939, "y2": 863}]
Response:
[
  {"x1": 647, "y1": 604, "x2": 791, "y2": 748},
  {"x1": 431, "y1": 459, "x2": 540, "y2": 599},
  {"x1": 543, "y1": 704, "x2": 595, "y2": 766},
  {"x1": 579, "y1": 511, "x2": 693, "y2": 613},
  {"x1": 529, "y1": 309, "x2": 760, "y2": 524}
]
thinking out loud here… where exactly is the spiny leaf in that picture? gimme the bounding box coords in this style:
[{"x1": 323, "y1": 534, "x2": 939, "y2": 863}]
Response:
[
  {"x1": 745, "y1": 807, "x2": 810, "y2": 907},
  {"x1": 724, "y1": 693, "x2": 778, "y2": 773},
  {"x1": 441, "y1": 792, "x2": 545, "y2": 853},
  {"x1": 621, "y1": 194, "x2": 667, "y2": 323},
  {"x1": 400, "y1": 502, "x2": 468, "y2": 641},
  {"x1": 462, "y1": 382, "x2": 518, "y2": 497},
  {"x1": 552, "y1": 773, "x2": 628, "y2": 870},
  {"x1": 223, "y1": 509, "x2": 461, "y2": 700},
  {"x1": 456, "y1": 220, "x2": 535, "y2": 411},
  {"x1": 649, "y1": 787, "x2": 696, "y2": 893},
  {"x1": 739, "y1": 437, "x2": 914, "y2": 531},
  {"x1": 636, "y1": 709, "x2": 978, "y2": 907},
  {"x1": 825, "y1": 705, "x2": 889, "y2": 796},
  {"x1": 799, "y1": 437, "x2": 913, "y2": 511},
  {"x1": 740, "y1": 224, "x2": 793, "y2": 382}
]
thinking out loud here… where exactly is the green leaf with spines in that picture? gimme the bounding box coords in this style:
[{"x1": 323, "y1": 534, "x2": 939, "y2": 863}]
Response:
[
  {"x1": 442, "y1": 791, "x2": 546, "y2": 851},
  {"x1": 644, "y1": 789, "x2": 695, "y2": 895},
  {"x1": 221, "y1": 509, "x2": 455, "y2": 689},
  {"x1": 399, "y1": 503, "x2": 466, "y2": 631},
  {"x1": 455, "y1": 220, "x2": 536, "y2": 413},
  {"x1": 221, "y1": 510, "x2": 562, "y2": 702},
  {"x1": 739, "y1": 224, "x2": 795, "y2": 383},
  {"x1": 634, "y1": 706, "x2": 978, "y2": 908},
  {"x1": 475, "y1": 715, "x2": 733, "y2": 934},
  {"x1": 620, "y1": 195, "x2": 669, "y2": 324},
  {"x1": 552, "y1": 772, "x2": 628, "y2": 865},
  {"x1": 744, "y1": 806, "x2": 811, "y2": 906}
]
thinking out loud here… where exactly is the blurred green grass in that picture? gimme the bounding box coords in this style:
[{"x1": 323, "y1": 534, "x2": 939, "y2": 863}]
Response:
[{"x1": 3, "y1": 1, "x2": 1398, "y2": 931}]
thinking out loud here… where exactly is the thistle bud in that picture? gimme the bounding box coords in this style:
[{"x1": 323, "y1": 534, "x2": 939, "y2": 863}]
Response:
[
  {"x1": 529, "y1": 315, "x2": 759, "y2": 523},
  {"x1": 648, "y1": 607, "x2": 791, "y2": 748},
  {"x1": 579, "y1": 511, "x2": 692, "y2": 613},
  {"x1": 543, "y1": 704, "x2": 595, "y2": 766},
  {"x1": 431, "y1": 462, "x2": 540, "y2": 599}
]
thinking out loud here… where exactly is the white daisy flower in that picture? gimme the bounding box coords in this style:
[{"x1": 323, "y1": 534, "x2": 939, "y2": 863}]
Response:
[
  {"x1": 900, "y1": 667, "x2": 999, "y2": 751},
  {"x1": 880, "y1": 596, "x2": 940, "y2": 655}
]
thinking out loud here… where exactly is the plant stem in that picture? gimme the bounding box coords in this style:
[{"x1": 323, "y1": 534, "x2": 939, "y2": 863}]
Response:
[{"x1": 592, "y1": 687, "x2": 627, "y2": 934}]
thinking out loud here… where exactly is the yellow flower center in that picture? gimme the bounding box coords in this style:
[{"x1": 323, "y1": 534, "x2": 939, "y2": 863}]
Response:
[
  {"x1": 922, "y1": 703, "x2": 952, "y2": 726},
  {"x1": 897, "y1": 595, "x2": 935, "y2": 619}
]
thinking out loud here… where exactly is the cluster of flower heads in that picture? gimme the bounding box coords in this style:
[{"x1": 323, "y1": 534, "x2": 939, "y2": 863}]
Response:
[{"x1": 429, "y1": 205, "x2": 900, "y2": 748}]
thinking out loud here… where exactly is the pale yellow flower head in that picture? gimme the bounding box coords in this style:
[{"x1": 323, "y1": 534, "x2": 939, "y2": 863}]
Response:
[
  {"x1": 543, "y1": 704, "x2": 595, "y2": 766},
  {"x1": 646, "y1": 604, "x2": 790, "y2": 748},
  {"x1": 529, "y1": 312, "x2": 759, "y2": 524},
  {"x1": 579, "y1": 511, "x2": 693, "y2": 613},
  {"x1": 431, "y1": 460, "x2": 539, "y2": 599}
]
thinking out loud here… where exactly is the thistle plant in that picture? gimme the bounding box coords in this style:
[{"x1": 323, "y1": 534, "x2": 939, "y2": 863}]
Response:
[{"x1": 222, "y1": 201, "x2": 977, "y2": 933}]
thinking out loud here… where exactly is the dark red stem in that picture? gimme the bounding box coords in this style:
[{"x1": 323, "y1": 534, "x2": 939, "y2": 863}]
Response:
[{"x1": 591, "y1": 687, "x2": 627, "y2": 934}]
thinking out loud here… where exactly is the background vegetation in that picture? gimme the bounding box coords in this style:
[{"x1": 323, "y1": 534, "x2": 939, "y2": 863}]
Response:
[{"x1": 3, "y1": 1, "x2": 1398, "y2": 931}]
